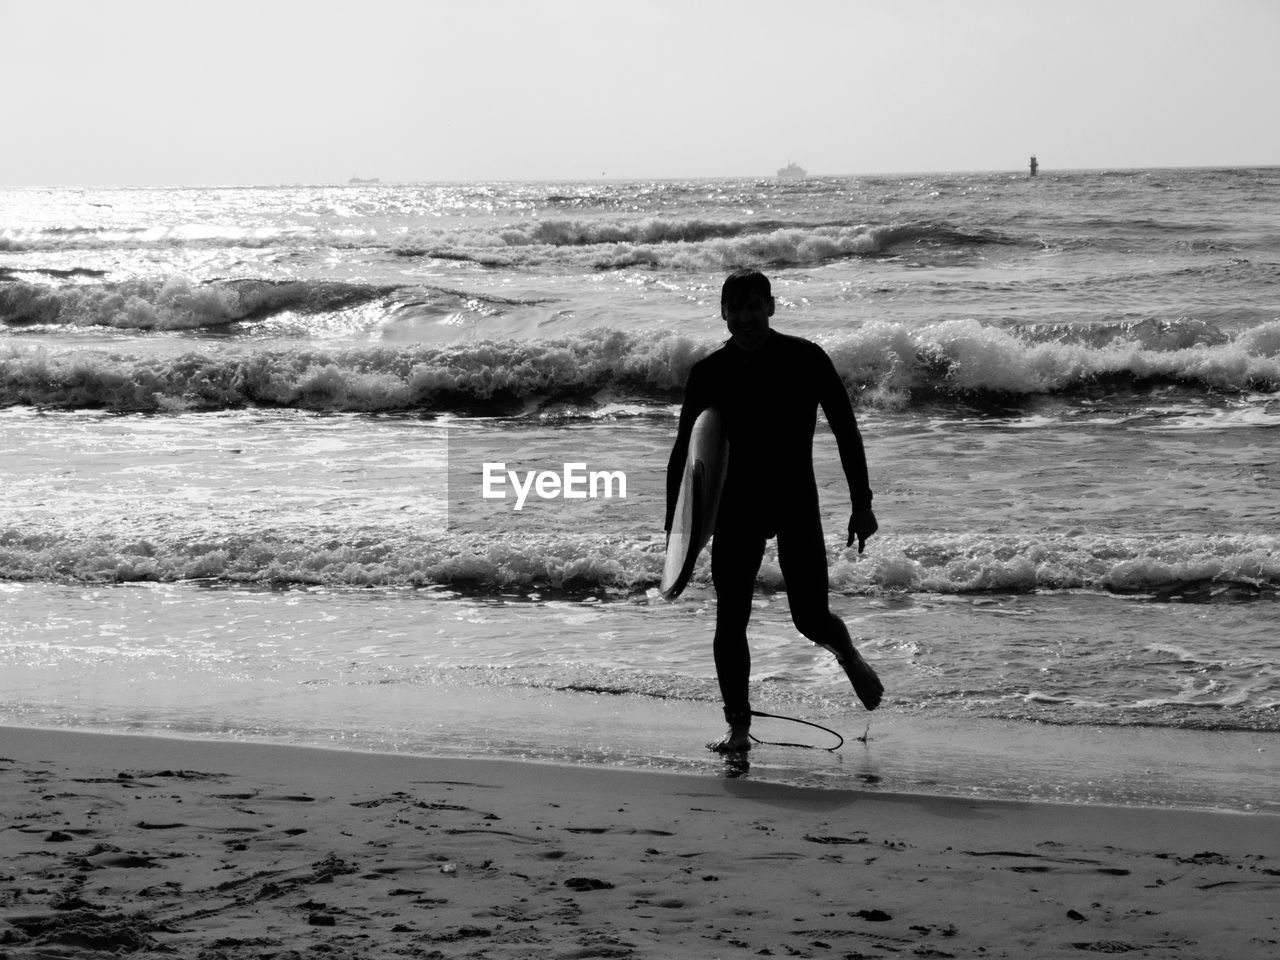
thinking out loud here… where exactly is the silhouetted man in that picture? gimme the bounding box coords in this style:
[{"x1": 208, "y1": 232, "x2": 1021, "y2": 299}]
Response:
[{"x1": 666, "y1": 269, "x2": 883, "y2": 752}]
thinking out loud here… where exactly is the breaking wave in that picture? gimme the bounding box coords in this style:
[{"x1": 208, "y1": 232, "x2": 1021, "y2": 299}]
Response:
[
  {"x1": 1, "y1": 217, "x2": 1013, "y2": 271},
  {"x1": 1, "y1": 528, "x2": 1275, "y2": 599},
  {"x1": 0, "y1": 277, "x2": 555, "y2": 332},
  {"x1": 0, "y1": 329, "x2": 701, "y2": 411},
  {"x1": 835, "y1": 317, "x2": 1280, "y2": 405},
  {"x1": 3, "y1": 318, "x2": 1279, "y2": 412},
  {"x1": 0, "y1": 277, "x2": 398, "y2": 330},
  {"x1": 392, "y1": 219, "x2": 1014, "y2": 270}
]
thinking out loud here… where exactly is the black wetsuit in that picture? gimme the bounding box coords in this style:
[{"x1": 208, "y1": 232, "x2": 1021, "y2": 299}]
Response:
[{"x1": 665, "y1": 330, "x2": 873, "y2": 718}]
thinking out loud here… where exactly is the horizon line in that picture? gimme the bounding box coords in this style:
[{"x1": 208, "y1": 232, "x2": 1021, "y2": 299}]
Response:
[{"x1": 2, "y1": 163, "x2": 1277, "y2": 191}]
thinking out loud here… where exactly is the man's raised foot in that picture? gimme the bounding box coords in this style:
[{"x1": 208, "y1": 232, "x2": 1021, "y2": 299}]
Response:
[{"x1": 819, "y1": 641, "x2": 883, "y2": 711}]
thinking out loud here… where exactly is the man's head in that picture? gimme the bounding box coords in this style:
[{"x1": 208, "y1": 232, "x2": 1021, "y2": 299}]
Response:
[{"x1": 721, "y1": 268, "x2": 774, "y2": 351}]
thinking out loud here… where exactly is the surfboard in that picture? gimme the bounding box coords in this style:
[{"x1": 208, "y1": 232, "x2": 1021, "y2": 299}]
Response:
[{"x1": 661, "y1": 407, "x2": 728, "y2": 600}]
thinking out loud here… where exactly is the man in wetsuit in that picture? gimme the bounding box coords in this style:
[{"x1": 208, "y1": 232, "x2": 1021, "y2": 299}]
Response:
[{"x1": 665, "y1": 269, "x2": 883, "y2": 753}]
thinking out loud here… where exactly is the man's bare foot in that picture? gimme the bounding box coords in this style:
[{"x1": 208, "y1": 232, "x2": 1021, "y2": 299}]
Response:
[
  {"x1": 819, "y1": 642, "x2": 883, "y2": 711},
  {"x1": 707, "y1": 726, "x2": 752, "y2": 753}
]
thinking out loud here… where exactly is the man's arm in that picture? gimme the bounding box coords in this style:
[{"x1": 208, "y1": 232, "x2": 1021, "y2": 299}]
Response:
[
  {"x1": 816, "y1": 348, "x2": 872, "y2": 510},
  {"x1": 815, "y1": 346, "x2": 877, "y2": 550}
]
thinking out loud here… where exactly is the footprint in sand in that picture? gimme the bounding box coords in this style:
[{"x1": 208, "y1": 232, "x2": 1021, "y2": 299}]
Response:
[{"x1": 563, "y1": 877, "x2": 615, "y2": 891}]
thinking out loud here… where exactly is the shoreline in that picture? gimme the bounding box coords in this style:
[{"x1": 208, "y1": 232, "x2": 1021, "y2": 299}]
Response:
[
  {"x1": 5, "y1": 720, "x2": 1278, "y2": 817},
  {"x1": 4, "y1": 696, "x2": 1277, "y2": 817},
  {"x1": 4, "y1": 725, "x2": 1279, "y2": 958}
]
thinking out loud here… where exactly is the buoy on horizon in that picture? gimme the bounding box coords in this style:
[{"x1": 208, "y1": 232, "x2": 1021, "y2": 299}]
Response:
[{"x1": 1029, "y1": 155, "x2": 1039, "y2": 177}]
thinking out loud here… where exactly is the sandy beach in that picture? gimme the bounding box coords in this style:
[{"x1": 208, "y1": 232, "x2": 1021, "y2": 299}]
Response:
[{"x1": 2, "y1": 727, "x2": 1278, "y2": 959}]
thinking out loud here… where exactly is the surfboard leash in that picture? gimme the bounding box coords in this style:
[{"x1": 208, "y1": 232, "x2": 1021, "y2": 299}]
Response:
[{"x1": 747, "y1": 710, "x2": 845, "y2": 752}]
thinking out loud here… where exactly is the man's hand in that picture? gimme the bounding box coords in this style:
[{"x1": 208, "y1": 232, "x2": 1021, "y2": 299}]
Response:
[{"x1": 847, "y1": 508, "x2": 878, "y2": 554}]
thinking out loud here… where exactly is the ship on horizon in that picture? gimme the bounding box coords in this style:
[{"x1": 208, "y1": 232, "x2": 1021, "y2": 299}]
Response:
[
  {"x1": 348, "y1": 176, "x2": 381, "y2": 184},
  {"x1": 776, "y1": 161, "x2": 807, "y2": 179}
]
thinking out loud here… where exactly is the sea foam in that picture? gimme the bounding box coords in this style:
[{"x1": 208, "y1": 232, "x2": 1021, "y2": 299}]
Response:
[
  {"x1": 4, "y1": 319, "x2": 1280, "y2": 412},
  {"x1": 0, "y1": 277, "x2": 395, "y2": 330},
  {"x1": 393, "y1": 219, "x2": 1013, "y2": 271},
  {"x1": 2, "y1": 528, "x2": 1275, "y2": 598}
]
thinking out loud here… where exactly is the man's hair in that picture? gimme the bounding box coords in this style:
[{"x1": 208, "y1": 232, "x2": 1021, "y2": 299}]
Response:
[{"x1": 721, "y1": 268, "x2": 771, "y2": 309}]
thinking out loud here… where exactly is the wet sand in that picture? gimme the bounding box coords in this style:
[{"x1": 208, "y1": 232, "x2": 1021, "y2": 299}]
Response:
[{"x1": 2, "y1": 726, "x2": 1278, "y2": 959}]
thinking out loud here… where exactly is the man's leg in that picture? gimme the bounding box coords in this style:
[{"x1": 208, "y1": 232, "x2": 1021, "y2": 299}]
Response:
[
  {"x1": 777, "y1": 517, "x2": 883, "y2": 711},
  {"x1": 708, "y1": 525, "x2": 766, "y2": 751}
]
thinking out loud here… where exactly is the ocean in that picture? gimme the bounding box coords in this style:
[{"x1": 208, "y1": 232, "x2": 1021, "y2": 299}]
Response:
[{"x1": 2, "y1": 168, "x2": 1277, "y2": 813}]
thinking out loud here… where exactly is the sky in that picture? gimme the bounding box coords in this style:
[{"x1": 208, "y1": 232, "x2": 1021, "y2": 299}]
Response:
[{"x1": 2, "y1": 0, "x2": 1277, "y2": 185}]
